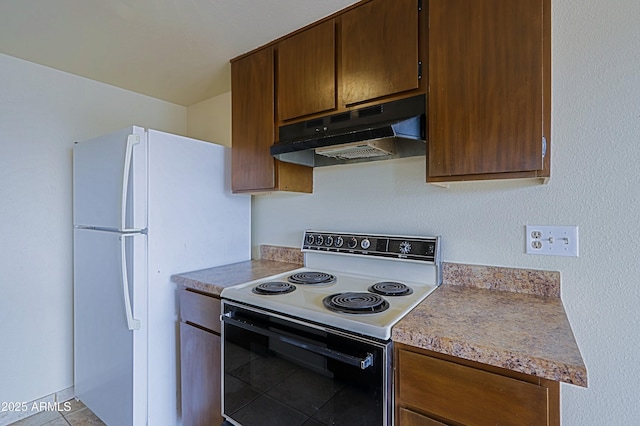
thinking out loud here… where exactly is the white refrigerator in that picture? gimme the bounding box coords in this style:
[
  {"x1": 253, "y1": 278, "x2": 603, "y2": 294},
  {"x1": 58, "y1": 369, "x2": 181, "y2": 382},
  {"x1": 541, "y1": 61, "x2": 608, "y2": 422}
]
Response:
[{"x1": 72, "y1": 126, "x2": 250, "y2": 426}]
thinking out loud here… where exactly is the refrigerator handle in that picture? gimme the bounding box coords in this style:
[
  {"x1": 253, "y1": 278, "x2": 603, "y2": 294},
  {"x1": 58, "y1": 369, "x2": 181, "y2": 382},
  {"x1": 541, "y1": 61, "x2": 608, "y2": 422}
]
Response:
[
  {"x1": 120, "y1": 234, "x2": 141, "y2": 331},
  {"x1": 121, "y1": 134, "x2": 141, "y2": 230}
]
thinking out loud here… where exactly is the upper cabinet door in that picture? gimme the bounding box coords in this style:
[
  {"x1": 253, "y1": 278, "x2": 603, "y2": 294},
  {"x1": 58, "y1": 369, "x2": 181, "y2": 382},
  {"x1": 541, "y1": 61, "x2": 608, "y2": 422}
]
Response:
[
  {"x1": 341, "y1": 0, "x2": 420, "y2": 106},
  {"x1": 231, "y1": 48, "x2": 276, "y2": 192},
  {"x1": 277, "y1": 20, "x2": 336, "y2": 121},
  {"x1": 427, "y1": 0, "x2": 547, "y2": 179}
]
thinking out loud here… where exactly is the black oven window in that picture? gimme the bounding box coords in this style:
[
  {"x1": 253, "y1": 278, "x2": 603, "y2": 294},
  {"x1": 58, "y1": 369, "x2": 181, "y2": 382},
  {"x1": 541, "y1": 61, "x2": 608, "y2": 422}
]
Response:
[{"x1": 223, "y1": 306, "x2": 387, "y2": 426}]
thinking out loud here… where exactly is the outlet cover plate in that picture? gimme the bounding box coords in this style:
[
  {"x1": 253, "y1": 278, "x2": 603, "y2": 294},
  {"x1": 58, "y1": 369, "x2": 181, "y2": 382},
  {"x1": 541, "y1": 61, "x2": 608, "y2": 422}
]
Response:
[{"x1": 526, "y1": 225, "x2": 579, "y2": 257}]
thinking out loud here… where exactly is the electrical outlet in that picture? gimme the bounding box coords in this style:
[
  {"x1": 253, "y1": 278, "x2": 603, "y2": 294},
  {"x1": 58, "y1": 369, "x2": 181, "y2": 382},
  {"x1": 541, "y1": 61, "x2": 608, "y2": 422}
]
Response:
[{"x1": 526, "y1": 225, "x2": 579, "y2": 257}]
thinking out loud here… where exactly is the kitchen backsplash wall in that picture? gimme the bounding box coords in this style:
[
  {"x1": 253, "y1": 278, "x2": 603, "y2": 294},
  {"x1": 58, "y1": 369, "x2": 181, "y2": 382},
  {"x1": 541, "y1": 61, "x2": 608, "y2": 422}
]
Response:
[
  {"x1": 442, "y1": 263, "x2": 560, "y2": 298},
  {"x1": 253, "y1": 156, "x2": 554, "y2": 267},
  {"x1": 260, "y1": 245, "x2": 304, "y2": 264},
  {"x1": 251, "y1": 1, "x2": 640, "y2": 424}
]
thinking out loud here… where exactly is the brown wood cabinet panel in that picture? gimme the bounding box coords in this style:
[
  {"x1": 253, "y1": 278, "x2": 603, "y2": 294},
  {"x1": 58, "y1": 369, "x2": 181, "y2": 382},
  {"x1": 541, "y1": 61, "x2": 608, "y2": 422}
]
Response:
[
  {"x1": 179, "y1": 289, "x2": 221, "y2": 333},
  {"x1": 397, "y1": 348, "x2": 549, "y2": 426},
  {"x1": 274, "y1": 161, "x2": 313, "y2": 192},
  {"x1": 231, "y1": 47, "x2": 276, "y2": 192},
  {"x1": 180, "y1": 322, "x2": 222, "y2": 426},
  {"x1": 231, "y1": 47, "x2": 312, "y2": 193},
  {"x1": 278, "y1": 20, "x2": 336, "y2": 121},
  {"x1": 399, "y1": 407, "x2": 448, "y2": 426},
  {"x1": 342, "y1": 0, "x2": 420, "y2": 106},
  {"x1": 427, "y1": 0, "x2": 547, "y2": 179}
]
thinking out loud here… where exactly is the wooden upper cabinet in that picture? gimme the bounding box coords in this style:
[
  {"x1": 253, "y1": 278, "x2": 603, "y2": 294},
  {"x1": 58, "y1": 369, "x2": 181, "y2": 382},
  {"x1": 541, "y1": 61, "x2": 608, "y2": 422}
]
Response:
[
  {"x1": 427, "y1": 0, "x2": 550, "y2": 181},
  {"x1": 277, "y1": 20, "x2": 336, "y2": 121},
  {"x1": 231, "y1": 47, "x2": 313, "y2": 193},
  {"x1": 231, "y1": 48, "x2": 276, "y2": 192},
  {"x1": 341, "y1": 0, "x2": 420, "y2": 106}
]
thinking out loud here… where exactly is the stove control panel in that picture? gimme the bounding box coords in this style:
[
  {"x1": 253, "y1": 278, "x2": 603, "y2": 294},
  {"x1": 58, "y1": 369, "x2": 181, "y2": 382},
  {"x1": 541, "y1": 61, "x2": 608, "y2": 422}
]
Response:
[{"x1": 302, "y1": 230, "x2": 440, "y2": 263}]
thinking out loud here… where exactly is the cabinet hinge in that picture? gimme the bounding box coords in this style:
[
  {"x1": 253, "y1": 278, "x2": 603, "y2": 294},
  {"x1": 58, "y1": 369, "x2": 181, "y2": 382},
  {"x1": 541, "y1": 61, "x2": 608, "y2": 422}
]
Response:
[
  {"x1": 418, "y1": 61, "x2": 423, "y2": 80},
  {"x1": 418, "y1": 0, "x2": 423, "y2": 12}
]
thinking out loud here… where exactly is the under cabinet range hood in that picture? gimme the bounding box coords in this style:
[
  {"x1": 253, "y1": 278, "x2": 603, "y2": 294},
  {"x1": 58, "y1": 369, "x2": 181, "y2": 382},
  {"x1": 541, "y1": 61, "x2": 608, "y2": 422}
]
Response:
[{"x1": 271, "y1": 95, "x2": 426, "y2": 167}]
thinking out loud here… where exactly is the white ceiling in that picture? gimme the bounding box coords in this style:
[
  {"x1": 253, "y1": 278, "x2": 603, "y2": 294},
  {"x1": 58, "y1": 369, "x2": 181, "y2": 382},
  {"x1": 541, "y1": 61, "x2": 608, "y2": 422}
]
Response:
[{"x1": 0, "y1": 0, "x2": 358, "y2": 106}]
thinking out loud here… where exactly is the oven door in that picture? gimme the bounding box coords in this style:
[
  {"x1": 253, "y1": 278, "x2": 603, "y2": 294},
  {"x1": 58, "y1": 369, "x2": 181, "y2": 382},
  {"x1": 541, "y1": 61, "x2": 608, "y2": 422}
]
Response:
[{"x1": 221, "y1": 300, "x2": 392, "y2": 426}]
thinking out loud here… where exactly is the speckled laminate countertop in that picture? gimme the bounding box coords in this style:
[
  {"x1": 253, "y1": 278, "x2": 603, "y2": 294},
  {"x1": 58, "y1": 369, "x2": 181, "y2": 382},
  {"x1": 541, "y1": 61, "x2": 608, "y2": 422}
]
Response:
[
  {"x1": 171, "y1": 259, "x2": 302, "y2": 295},
  {"x1": 171, "y1": 247, "x2": 587, "y2": 387},
  {"x1": 172, "y1": 245, "x2": 304, "y2": 294},
  {"x1": 393, "y1": 264, "x2": 587, "y2": 387}
]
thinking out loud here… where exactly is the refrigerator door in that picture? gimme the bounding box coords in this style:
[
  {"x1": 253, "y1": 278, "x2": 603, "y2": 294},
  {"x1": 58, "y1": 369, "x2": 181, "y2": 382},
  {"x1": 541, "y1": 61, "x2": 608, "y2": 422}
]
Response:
[
  {"x1": 145, "y1": 130, "x2": 251, "y2": 425},
  {"x1": 74, "y1": 228, "x2": 147, "y2": 426},
  {"x1": 73, "y1": 126, "x2": 147, "y2": 231}
]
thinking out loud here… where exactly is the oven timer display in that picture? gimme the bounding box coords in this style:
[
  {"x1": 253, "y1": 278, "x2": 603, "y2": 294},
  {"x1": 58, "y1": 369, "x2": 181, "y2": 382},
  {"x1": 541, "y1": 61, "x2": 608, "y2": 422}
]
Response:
[
  {"x1": 388, "y1": 239, "x2": 435, "y2": 258},
  {"x1": 399, "y1": 241, "x2": 412, "y2": 254}
]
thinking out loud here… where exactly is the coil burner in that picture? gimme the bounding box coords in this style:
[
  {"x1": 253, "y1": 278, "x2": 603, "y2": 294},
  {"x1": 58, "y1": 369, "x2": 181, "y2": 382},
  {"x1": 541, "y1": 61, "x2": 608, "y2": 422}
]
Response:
[
  {"x1": 288, "y1": 271, "x2": 337, "y2": 286},
  {"x1": 252, "y1": 281, "x2": 296, "y2": 295},
  {"x1": 323, "y1": 292, "x2": 390, "y2": 314},
  {"x1": 368, "y1": 281, "x2": 414, "y2": 296}
]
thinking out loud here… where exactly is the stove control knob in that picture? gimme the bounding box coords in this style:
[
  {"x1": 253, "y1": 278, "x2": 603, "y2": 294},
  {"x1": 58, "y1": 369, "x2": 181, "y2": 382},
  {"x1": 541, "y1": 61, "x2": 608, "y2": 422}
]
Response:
[
  {"x1": 334, "y1": 236, "x2": 344, "y2": 248},
  {"x1": 316, "y1": 235, "x2": 324, "y2": 246},
  {"x1": 347, "y1": 237, "x2": 358, "y2": 249},
  {"x1": 306, "y1": 234, "x2": 315, "y2": 245},
  {"x1": 361, "y1": 238, "x2": 371, "y2": 250},
  {"x1": 325, "y1": 236, "x2": 334, "y2": 246},
  {"x1": 399, "y1": 241, "x2": 412, "y2": 254}
]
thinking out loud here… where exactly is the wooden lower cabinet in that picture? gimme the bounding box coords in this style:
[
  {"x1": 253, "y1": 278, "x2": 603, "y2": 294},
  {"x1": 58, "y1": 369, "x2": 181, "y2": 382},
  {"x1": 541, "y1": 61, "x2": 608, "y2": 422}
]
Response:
[
  {"x1": 395, "y1": 344, "x2": 559, "y2": 426},
  {"x1": 399, "y1": 407, "x2": 448, "y2": 426},
  {"x1": 179, "y1": 289, "x2": 222, "y2": 426}
]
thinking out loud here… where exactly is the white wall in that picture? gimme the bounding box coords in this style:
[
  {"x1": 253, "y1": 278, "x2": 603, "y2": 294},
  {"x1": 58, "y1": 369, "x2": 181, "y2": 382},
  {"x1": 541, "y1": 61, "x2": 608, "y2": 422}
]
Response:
[
  {"x1": 0, "y1": 53, "x2": 186, "y2": 405},
  {"x1": 251, "y1": 0, "x2": 640, "y2": 424},
  {"x1": 186, "y1": 91, "x2": 232, "y2": 147}
]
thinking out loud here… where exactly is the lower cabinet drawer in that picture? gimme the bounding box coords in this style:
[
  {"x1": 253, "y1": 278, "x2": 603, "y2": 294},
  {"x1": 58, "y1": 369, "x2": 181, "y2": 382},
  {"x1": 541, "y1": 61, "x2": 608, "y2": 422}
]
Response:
[
  {"x1": 179, "y1": 289, "x2": 221, "y2": 333},
  {"x1": 397, "y1": 349, "x2": 549, "y2": 426},
  {"x1": 399, "y1": 407, "x2": 447, "y2": 426}
]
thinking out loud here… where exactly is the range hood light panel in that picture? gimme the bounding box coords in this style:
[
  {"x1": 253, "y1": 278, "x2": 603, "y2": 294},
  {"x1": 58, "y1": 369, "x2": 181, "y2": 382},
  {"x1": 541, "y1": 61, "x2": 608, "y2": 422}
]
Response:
[{"x1": 315, "y1": 139, "x2": 395, "y2": 160}]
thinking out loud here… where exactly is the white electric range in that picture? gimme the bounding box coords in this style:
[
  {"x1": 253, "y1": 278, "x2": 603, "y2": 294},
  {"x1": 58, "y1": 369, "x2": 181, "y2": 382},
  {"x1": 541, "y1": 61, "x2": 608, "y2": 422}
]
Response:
[
  {"x1": 220, "y1": 230, "x2": 442, "y2": 426},
  {"x1": 221, "y1": 230, "x2": 442, "y2": 340}
]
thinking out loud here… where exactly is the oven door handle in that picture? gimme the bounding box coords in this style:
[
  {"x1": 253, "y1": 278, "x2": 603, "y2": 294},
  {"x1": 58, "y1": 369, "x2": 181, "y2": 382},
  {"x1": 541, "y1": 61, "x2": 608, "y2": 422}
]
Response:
[{"x1": 223, "y1": 315, "x2": 374, "y2": 370}]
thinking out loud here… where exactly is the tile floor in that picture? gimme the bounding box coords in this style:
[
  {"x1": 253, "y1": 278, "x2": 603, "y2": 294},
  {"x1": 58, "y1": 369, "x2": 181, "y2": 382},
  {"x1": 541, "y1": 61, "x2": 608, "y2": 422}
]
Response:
[{"x1": 9, "y1": 399, "x2": 104, "y2": 426}]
